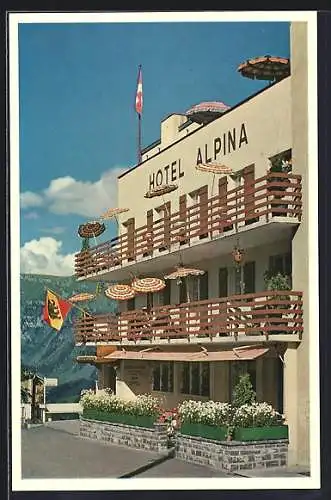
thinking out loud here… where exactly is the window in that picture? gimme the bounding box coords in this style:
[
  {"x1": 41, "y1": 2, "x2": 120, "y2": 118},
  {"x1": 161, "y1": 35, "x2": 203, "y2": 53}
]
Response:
[
  {"x1": 230, "y1": 361, "x2": 256, "y2": 402},
  {"x1": 180, "y1": 362, "x2": 210, "y2": 397},
  {"x1": 179, "y1": 274, "x2": 208, "y2": 304},
  {"x1": 219, "y1": 267, "x2": 228, "y2": 298},
  {"x1": 243, "y1": 261, "x2": 256, "y2": 294},
  {"x1": 269, "y1": 253, "x2": 292, "y2": 277},
  {"x1": 127, "y1": 298, "x2": 135, "y2": 311},
  {"x1": 152, "y1": 362, "x2": 174, "y2": 392}
]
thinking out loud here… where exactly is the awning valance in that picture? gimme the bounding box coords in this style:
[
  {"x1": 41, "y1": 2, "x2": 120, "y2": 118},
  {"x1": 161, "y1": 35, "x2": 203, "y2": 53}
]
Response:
[{"x1": 102, "y1": 346, "x2": 271, "y2": 362}]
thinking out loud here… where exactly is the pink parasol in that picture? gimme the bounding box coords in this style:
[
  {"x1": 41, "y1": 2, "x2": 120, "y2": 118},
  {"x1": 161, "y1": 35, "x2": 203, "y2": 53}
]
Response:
[{"x1": 186, "y1": 101, "x2": 230, "y2": 124}]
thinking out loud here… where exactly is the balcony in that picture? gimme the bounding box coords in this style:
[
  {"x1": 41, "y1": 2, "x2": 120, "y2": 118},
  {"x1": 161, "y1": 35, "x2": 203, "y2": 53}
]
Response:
[
  {"x1": 74, "y1": 291, "x2": 303, "y2": 346},
  {"x1": 75, "y1": 173, "x2": 302, "y2": 280}
]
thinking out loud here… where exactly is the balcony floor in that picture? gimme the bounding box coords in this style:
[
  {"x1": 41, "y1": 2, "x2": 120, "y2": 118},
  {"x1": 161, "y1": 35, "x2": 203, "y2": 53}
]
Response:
[
  {"x1": 76, "y1": 333, "x2": 301, "y2": 348},
  {"x1": 79, "y1": 216, "x2": 299, "y2": 282}
]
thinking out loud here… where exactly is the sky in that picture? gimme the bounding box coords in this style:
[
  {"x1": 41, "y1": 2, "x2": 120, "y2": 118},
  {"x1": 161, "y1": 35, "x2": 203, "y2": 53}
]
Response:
[{"x1": 18, "y1": 19, "x2": 290, "y2": 276}]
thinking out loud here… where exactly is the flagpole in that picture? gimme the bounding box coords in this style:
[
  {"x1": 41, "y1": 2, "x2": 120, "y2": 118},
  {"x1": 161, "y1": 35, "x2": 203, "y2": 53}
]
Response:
[{"x1": 138, "y1": 112, "x2": 142, "y2": 164}]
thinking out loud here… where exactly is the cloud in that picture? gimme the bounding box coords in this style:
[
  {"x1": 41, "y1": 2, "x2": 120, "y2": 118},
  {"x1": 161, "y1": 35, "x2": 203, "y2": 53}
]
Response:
[
  {"x1": 23, "y1": 211, "x2": 40, "y2": 220},
  {"x1": 20, "y1": 191, "x2": 44, "y2": 209},
  {"x1": 20, "y1": 167, "x2": 127, "y2": 218},
  {"x1": 20, "y1": 237, "x2": 75, "y2": 276},
  {"x1": 40, "y1": 226, "x2": 66, "y2": 235}
]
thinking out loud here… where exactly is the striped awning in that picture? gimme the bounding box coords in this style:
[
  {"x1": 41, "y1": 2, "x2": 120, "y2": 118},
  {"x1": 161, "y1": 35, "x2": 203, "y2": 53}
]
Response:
[{"x1": 102, "y1": 346, "x2": 271, "y2": 362}]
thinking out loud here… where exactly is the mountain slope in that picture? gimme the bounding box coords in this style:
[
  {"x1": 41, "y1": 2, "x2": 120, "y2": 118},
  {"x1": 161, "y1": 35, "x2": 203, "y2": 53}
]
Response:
[{"x1": 20, "y1": 274, "x2": 116, "y2": 402}]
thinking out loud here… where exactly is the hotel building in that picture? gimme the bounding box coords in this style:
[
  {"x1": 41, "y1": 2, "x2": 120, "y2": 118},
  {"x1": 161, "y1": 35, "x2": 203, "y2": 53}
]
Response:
[{"x1": 74, "y1": 23, "x2": 310, "y2": 467}]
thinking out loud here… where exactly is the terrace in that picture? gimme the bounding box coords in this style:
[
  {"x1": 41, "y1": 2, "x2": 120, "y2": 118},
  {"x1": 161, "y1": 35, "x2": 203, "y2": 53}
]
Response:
[
  {"x1": 75, "y1": 172, "x2": 302, "y2": 281},
  {"x1": 74, "y1": 290, "x2": 303, "y2": 346}
]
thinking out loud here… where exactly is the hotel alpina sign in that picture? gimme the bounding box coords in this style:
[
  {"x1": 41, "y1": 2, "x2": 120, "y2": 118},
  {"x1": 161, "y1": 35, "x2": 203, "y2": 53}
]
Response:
[{"x1": 148, "y1": 123, "x2": 248, "y2": 190}]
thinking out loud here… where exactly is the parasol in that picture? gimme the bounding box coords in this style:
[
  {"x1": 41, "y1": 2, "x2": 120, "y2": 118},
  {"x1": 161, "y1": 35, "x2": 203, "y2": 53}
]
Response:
[
  {"x1": 78, "y1": 221, "x2": 106, "y2": 247},
  {"x1": 68, "y1": 292, "x2": 96, "y2": 303},
  {"x1": 105, "y1": 284, "x2": 136, "y2": 301},
  {"x1": 237, "y1": 55, "x2": 290, "y2": 83},
  {"x1": 164, "y1": 265, "x2": 205, "y2": 302},
  {"x1": 132, "y1": 277, "x2": 166, "y2": 294},
  {"x1": 144, "y1": 184, "x2": 178, "y2": 199},
  {"x1": 195, "y1": 162, "x2": 235, "y2": 197},
  {"x1": 144, "y1": 183, "x2": 178, "y2": 218},
  {"x1": 100, "y1": 207, "x2": 130, "y2": 220},
  {"x1": 186, "y1": 101, "x2": 230, "y2": 124},
  {"x1": 196, "y1": 163, "x2": 233, "y2": 175}
]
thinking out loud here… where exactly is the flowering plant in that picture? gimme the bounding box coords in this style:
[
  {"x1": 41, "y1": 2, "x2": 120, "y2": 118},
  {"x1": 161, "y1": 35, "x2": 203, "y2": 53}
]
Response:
[
  {"x1": 178, "y1": 400, "x2": 233, "y2": 427},
  {"x1": 232, "y1": 402, "x2": 285, "y2": 428},
  {"x1": 80, "y1": 391, "x2": 161, "y2": 418}
]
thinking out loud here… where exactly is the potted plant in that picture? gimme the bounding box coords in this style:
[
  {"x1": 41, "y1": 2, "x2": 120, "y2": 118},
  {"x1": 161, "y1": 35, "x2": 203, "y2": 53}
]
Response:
[
  {"x1": 178, "y1": 400, "x2": 233, "y2": 441},
  {"x1": 267, "y1": 156, "x2": 292, "y2": 216},
  {"x1": 232, "y1": 402, "x2": 288, "y2": 441},
  {"x1": 263, "y1": 271, "x2": 292, "y2": 335},
  {"x1": 80, "y1": 391, "x2": 161, "y2": 428}
]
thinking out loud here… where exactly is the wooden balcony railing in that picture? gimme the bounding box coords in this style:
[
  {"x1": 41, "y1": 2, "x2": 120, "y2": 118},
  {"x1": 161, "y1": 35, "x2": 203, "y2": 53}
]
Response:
[
  {"x1": 75, "y1": 173, "x2": 302, "y2": 278},
  {"x1": 74, "y1": 291, "x2": 303, "y2": 344}
]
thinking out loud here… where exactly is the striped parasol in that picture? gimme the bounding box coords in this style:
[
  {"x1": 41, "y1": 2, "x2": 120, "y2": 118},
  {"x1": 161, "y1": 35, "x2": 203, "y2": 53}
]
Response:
[
  {"x1": 195, "y1": 163, "x2": 233, "y2": 175},
  {"x1": 99, "y1": 207, "x2": 129, "y2": 220},
  {"x1": 195, "y1": 162, "x2": 234, "y2": 197},
  {"x1": 164, "y1": 266, "x2": 205, "y2": 280},
  {"x1": 144, "y1": 183, "x2": 178, "y2": 199},
  {"x1": 78, "y1": 221, "x2": 106, "y2": 239},
  {"x1": 237, "y1": 55, "x2": 290, "y2": 82},
  {"x1": 164, "y1": 265, "x2": 205, "y2": 303},
  {"x1": 105, "y1": 284, "x2": 136, "y2": 301},
  {"x1": 132, "y1": 277, "x2": 166, "y2": 294},
  {"x1": 68, "y1": 292, "x2": 96, "y2": 303},
  {"x1": 186, "y1": 101, "x2": 230, "y2": 124}
]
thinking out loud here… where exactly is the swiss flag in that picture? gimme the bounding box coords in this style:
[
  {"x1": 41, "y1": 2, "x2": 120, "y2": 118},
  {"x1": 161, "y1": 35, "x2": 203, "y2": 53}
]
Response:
[{"x1": 135, "y1": 65, "x2": 143, "y2": 115}]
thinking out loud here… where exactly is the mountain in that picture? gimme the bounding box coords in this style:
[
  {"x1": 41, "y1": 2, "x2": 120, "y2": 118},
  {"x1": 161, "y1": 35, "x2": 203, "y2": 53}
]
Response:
[{"x1": 20, "y1": 274, "x2": 117, "y2": 403}]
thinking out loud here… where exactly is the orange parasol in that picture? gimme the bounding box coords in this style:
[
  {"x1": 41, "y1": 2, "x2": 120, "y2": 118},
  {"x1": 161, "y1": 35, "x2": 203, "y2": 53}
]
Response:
[
  {"x1": 105, "y1": 284, "x2": 136, "y2": 301},
  {"x1": 237, "y1": 55, "x2": 290, "y2": 83},
  {"x1": 132, "y1": 277, "x2": 166, "y2": 294},
  {"x1": 68, "y1": 292, "x2": 96, "y2": 303}
]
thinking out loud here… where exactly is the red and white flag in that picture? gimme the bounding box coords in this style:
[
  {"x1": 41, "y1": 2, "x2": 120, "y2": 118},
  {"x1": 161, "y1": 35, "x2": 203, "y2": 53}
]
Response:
[{"x1": 135, "y1": 65, "x2": 143, "y2": 115}]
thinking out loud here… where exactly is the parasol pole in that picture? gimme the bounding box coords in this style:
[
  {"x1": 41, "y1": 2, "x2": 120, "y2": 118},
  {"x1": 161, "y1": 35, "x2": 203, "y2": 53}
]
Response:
[
  {"x1": 138, "y1": 112, "x2": 142, "y2": 164},
  {"x1": 45, "y1": 287, "x2": 92, "y2": 316}
]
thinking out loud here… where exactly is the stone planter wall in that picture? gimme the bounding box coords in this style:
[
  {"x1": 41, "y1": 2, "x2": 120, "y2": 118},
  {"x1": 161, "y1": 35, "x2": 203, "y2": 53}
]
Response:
[
  {"x1": 80, "y1": 417, "x2": 168, "y2": 453},
  {"x1": 176, "y1": 433, "x2": 288, "y2": 473}
]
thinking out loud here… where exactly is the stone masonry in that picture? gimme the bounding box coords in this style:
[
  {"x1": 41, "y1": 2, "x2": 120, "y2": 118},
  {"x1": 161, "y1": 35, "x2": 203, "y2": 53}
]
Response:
[
  {"x1": 80, "y1": 417, "x2": 168, "y2": 454},
  {"x1": 176, "y1": 434, "x2": 289, "y2": 473}
]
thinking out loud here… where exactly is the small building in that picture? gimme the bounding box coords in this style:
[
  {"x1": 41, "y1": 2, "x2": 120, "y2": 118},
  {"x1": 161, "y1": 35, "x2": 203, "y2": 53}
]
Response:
[{"x1": 74, "y1": 23, "x2": 311, "y2": 468}]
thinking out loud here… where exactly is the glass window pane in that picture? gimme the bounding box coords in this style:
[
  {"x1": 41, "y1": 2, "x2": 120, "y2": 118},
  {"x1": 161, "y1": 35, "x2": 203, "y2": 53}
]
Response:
[
  {"x1": 201, "y1": 363, "x2": 210, "y2": 397},
  {"x1": 153, "y1": 365, "x2": 160, "y2": 391},
  {"x1": 169, "y1": 362, "x2": 174, "y2": 392},
  {"x1": 161, "y1": 362, "x2": 169, "y2": 392},
  {"x1": 180, "y1": 363, "x2": 190, "y2": 394},
  {"x1": 191, "y1": 363, "x2": 200, "y2": 395}
]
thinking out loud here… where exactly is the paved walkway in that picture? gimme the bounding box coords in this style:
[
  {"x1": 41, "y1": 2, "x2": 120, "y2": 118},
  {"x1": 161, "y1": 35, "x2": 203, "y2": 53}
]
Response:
[
  {"x1": 22, "y1": 422, "x2": 230, "y2": 478},
  {"x1": 22, "y1": 421, "x2": 309, "y2": 479}
]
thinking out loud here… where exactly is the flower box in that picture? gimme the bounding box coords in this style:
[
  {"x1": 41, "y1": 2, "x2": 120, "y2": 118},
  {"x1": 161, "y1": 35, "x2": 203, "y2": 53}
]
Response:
[
  {"x1": 82, "y1": 409, "x2": 155, "y2": 428},
  {"x1": 180, "y1": 422, "x2": 228, "y2": 441},
  {"x1": 233, "y1": 425, "x2": 288, "y2": 441}
]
